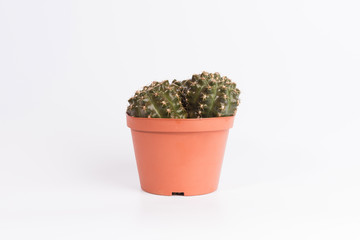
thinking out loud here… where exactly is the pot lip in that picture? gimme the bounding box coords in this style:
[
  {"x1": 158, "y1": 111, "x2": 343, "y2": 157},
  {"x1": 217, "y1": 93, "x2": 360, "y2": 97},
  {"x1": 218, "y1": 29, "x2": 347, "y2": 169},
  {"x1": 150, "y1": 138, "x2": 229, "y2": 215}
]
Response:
[{"x1": 126, "y1": 113, "x2": 235, "y2": 133}]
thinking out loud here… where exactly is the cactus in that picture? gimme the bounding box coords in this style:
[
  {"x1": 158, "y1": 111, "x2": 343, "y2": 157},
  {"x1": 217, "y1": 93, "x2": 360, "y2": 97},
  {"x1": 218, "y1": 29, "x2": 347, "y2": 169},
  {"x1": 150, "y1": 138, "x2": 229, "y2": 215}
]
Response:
[
  {"x1": 180, "y1": 71, "x2": 240, "y2": 118},
  {"x1": 127, "y1": 80, "x2": 187, "y2": 118},
  {"x1": 127, "y1": 72, "x2": 240, "y2": 118}
]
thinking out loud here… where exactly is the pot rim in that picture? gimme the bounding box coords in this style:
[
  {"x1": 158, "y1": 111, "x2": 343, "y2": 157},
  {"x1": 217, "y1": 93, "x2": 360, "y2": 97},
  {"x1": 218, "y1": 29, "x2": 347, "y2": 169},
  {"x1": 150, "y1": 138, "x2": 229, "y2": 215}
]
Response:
[{"x1": 126, "y1": 114, "x2": 235, "y2": 132}]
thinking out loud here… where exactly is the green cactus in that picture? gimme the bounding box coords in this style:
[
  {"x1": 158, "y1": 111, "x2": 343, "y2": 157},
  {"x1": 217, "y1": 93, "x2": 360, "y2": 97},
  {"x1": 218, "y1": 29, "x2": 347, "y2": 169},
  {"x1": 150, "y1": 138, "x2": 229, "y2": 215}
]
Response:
[
  {"x1": 127, "y1": 80, "x2": 187, "y2": 118},
  {"x1": 127, "y1": 72, "x2": 240, "y2": 118},
  {"x1": 180, "y1": 71, "x2": 240, "y2": 118}
]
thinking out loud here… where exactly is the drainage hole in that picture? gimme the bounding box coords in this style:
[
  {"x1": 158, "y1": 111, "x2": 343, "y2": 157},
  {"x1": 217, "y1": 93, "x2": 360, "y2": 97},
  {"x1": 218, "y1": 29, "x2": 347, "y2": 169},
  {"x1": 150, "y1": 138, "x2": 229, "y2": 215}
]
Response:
[{"x1": 172, "y1": 192, "x2": 184, "y2": 196}]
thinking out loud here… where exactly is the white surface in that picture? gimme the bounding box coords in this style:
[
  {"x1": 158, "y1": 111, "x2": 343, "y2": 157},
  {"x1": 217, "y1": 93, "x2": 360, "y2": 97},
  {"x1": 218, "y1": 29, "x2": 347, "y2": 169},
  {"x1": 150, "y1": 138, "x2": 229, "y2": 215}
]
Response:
[{"x1": 1, "y1": 0, "x2": 360, "y2": 239}]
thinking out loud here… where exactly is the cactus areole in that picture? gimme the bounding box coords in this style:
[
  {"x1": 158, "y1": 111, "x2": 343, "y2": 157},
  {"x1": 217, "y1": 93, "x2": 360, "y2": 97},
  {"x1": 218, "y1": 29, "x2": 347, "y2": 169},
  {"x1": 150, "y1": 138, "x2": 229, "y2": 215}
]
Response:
[{"x1": 126, "y1": 72, "x2": 241, "y2": 196}]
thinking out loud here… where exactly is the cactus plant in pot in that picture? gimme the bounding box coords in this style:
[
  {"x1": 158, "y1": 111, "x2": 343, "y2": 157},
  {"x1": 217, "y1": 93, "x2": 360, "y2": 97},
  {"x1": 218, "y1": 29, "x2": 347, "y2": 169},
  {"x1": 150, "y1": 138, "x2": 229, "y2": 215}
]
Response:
[{"x1": 126, "y1": 71, "x2": 241, "y2": 196}]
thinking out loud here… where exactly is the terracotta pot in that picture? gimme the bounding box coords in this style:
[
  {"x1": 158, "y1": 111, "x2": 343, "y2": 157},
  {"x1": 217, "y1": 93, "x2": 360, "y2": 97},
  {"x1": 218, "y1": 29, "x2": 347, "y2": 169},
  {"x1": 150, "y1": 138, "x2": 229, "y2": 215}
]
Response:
[{"x1": 126, "y1": 114, "x2": 234, "y2": 196}]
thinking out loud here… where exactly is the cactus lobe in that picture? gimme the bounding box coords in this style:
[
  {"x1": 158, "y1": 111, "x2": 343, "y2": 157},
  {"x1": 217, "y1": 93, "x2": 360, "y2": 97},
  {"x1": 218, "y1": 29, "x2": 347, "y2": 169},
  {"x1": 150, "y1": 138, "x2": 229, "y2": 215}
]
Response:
[
  {"x1": 127, "y1": 80, "x2": 187, "y2": 118},
  {"x1": 180, "y1": 72, "x2": 240, "y2": 118}
]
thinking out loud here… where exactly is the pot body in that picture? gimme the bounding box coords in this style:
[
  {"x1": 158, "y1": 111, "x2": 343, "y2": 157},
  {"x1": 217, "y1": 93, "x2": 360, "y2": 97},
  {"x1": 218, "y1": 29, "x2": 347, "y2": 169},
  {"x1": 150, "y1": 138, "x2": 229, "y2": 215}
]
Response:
[{"x1": 127, "y1": 115, "x2": 234, "y2": 196}]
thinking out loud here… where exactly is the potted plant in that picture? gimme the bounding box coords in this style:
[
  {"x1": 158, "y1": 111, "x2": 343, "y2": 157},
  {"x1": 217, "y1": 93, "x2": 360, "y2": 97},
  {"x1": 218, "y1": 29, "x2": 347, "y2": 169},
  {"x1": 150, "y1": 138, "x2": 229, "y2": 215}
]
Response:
[{"x1": 126, "y1": 71, "x2": 241, "y2": 196}]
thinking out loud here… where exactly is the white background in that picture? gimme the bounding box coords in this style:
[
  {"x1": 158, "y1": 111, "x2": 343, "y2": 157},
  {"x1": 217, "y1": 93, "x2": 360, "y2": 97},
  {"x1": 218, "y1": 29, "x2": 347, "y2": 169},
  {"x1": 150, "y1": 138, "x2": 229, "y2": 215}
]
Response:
[{"x1": 1, "y1": 0, "x2": 360, "y2": 239}]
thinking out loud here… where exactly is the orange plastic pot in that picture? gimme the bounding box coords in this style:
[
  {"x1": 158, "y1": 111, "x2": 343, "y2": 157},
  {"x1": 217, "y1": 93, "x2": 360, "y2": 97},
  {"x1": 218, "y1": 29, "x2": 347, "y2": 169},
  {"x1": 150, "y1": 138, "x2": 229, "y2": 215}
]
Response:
[{"x1": 127, "y1": 114, "x2": 234, "y2": 196}]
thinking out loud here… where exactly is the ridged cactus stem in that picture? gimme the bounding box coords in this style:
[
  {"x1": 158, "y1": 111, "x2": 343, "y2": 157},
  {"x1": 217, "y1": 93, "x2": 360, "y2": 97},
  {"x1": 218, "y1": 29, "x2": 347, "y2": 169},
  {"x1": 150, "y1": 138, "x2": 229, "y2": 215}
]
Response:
[
  {"x1": 127, "y1": 80, "x2": 187, "y2": 118},
  {"x1": 180, "y1": 72, "x2": 240, "y2": 118}
]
